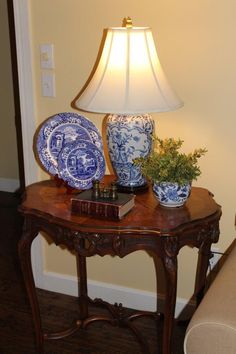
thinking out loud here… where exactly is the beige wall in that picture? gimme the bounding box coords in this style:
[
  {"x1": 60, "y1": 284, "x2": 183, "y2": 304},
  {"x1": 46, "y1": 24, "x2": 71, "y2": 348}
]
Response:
[
  {"x1": 0, "y1": 0, "x2": 19, "y2": 179},
  {"x1": 29, "y1": 0, "x2": 236, "y2": 300}
]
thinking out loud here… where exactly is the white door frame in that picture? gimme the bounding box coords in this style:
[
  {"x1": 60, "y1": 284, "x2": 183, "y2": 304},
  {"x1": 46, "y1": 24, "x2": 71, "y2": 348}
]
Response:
[{"x1": 13, "y1": 0, "x2": 43, "y2": 287}]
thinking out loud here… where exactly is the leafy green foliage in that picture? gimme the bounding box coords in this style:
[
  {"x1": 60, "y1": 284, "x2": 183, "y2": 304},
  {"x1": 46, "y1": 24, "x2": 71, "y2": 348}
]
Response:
[{"x1": 134, "y1": 136, "x2": 207, "y2": 185}]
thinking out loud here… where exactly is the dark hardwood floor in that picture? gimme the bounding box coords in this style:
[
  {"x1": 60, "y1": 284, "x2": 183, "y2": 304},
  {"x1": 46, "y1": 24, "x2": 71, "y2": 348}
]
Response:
[{"x1": 0, "y1": 191, "x2": 187, "y2": 354}]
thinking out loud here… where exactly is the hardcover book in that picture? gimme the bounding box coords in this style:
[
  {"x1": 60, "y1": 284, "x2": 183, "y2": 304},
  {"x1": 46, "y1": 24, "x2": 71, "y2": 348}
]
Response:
[{"x1": 71, "y1": 190, "x2": 135, "y2": 220}]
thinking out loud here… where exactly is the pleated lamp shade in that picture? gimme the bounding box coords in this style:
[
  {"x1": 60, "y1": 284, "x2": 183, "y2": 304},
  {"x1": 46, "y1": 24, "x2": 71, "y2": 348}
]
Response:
[{"x1": 75, "y1": 26, "x2": 183, "y2": 114}]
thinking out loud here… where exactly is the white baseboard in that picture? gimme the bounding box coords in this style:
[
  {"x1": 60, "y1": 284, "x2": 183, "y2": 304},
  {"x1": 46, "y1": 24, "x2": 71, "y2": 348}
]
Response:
[
  {"x1": 40, "y1": 271, "x2": 195, "y2": 318},
  {"x1": 0, "y1": 178, "x2": 20, "y2": 192}
]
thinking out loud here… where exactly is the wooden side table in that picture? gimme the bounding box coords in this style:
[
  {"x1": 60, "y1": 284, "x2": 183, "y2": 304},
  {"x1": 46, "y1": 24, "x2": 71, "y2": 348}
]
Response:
[{"x1": 18, "y1": 176, "x2": 221, "y2": 354}]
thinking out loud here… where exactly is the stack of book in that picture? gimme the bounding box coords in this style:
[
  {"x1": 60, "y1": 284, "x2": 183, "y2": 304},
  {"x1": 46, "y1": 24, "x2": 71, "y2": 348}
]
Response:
[{"x1": 71, "y1": 190, "x2": 135, "y2": 220}]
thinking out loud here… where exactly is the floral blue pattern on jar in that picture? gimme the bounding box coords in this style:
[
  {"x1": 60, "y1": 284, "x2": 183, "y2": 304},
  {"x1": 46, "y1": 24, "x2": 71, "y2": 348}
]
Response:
[{"x1": 107, "y1": 114, "x2": 154, "y2": 187}]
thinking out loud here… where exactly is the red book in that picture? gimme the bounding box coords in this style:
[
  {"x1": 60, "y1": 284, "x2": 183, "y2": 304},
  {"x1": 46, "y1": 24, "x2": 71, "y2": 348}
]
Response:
[{"x1": 71, "y1": 190, "x2": 135, "y2": 220}]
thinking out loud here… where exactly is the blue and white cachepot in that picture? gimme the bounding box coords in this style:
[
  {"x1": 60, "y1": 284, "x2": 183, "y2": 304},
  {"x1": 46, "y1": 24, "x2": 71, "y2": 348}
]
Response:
[
  {"x1": 106, "y1": 114, "x2": 154, "y2": 189},
  {"x1": 153, "y1": 182, "x2": 191, "y2": 207}
]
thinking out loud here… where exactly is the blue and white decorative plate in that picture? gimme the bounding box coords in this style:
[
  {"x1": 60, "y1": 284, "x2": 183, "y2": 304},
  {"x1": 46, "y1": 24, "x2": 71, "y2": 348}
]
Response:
[
  {"x1": 36, "y1": 112, "x2": 103, "y2": 175},
  {"x1": 57, "y1": 140, "x2": 105, "y2": 189}
]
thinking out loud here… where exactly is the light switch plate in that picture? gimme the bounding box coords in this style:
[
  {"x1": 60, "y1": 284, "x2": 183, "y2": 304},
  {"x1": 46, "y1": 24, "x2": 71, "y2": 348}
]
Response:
[{"x1": 40, "y1": 44, "x2": 54, "y2": 69}]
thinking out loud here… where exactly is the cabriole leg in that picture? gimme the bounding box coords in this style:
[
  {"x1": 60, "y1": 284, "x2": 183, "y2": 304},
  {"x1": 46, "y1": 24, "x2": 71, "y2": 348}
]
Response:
[{"x1": 18, "y1": 217, "x2": 43, "y2": 353}]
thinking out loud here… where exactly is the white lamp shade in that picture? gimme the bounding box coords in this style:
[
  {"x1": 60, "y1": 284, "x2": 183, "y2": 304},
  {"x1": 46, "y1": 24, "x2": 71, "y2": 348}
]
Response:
[{"x1": 76, "y1": 26, "x2": 183, "y2": 114}]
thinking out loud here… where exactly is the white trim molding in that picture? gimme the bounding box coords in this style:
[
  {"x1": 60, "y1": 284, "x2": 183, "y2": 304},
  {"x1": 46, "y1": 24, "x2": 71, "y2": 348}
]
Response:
[
  {"x1": 13, "y1": 0, "x2": 38, "y2": 186},
  {"x1": 42, "y1": 271, "x2": 195, "y2": 318},
  {"x1": 13, "y1": 0, "x2": 43, "y2": 287}
]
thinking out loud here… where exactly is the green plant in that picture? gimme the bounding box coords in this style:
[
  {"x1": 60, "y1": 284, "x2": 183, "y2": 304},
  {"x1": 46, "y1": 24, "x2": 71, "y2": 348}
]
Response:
[{"x1": 134, "y1": 136, "x2": 207, "y2": 185}]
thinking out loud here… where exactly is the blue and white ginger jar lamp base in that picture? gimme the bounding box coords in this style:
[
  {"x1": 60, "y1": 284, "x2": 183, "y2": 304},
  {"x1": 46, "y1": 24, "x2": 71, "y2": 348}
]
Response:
[{"x1": 106, "y1": 114, "x2": 154, "y2": 191}]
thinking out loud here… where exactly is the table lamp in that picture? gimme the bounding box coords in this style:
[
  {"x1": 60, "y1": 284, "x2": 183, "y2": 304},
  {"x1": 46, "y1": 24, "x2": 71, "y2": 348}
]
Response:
[{"x1": 75, "y1": 18, "x2": 183, "y2": 191}]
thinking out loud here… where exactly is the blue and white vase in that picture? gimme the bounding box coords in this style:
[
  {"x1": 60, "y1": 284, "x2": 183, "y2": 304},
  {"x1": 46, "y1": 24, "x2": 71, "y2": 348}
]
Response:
[
  {"x1": 153, "y1": 182, "x2": 191, "y2": 207},
  {"x1": 106, "y1": 114, "x2": 154, "y2": 189}
]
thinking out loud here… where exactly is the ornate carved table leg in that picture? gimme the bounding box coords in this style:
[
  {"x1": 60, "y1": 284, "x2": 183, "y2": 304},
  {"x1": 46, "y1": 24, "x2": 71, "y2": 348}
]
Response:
[
  {"x1": 161, "y1": 237, "x2": 178, "y2": 354},
  {"x1": 194, "y1": 242, "x2": 211, "y2": 306},
  {"x1": 18, "y1": 217, "x2": 43, "y2": 354},
  {"x1": 77, "y1": 254, "x2": 89, "y2": 320},
  {"x1": 194, "y1": 222, "x2": 220, "y2": 306}
]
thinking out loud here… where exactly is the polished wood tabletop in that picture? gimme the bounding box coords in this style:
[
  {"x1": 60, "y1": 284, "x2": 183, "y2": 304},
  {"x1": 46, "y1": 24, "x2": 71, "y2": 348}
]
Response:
[
  {"x1": 18, "y1": 176, "x2": 222, "y2": 354},
  {"x1": 20, "y1": 176, "x2": 220, "y2": 234}
]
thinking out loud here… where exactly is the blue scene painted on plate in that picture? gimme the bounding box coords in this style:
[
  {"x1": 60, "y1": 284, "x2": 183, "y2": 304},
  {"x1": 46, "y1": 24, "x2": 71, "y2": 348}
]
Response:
[
  {"x1": 106, "y1": 114, "x2": 154, "y2": 187},
  {"x1": 153, "y1": 182, "x2": 191, "y2": 207},
  {"x1": 57, "y1": 139, "x2": 105, "y2": 189},
  {"x1": 36, "y1": 112, "x2": 103, "y2": 175}
]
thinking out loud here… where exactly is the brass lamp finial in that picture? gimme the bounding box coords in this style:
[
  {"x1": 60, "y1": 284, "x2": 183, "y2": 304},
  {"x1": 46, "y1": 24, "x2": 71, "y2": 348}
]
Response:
[{"x1": 124, "y1": 17, "x2": 133, "y2": 28}]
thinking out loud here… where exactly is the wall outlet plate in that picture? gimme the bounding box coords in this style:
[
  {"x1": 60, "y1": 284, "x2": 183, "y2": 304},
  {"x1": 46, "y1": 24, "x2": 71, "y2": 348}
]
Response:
[{"x1": 41, "y1": 72, "x2": 56, "y2": 97}]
